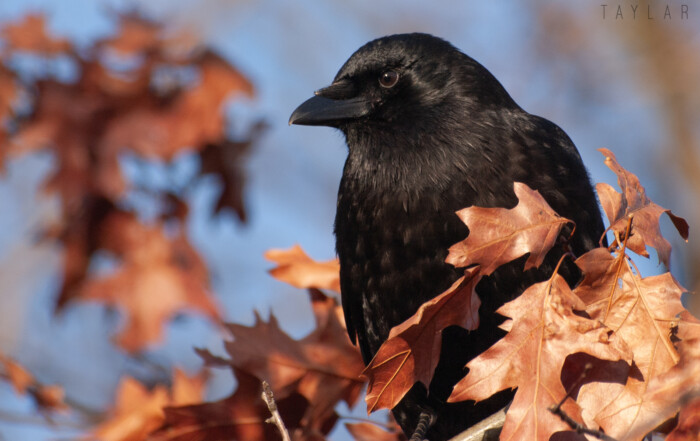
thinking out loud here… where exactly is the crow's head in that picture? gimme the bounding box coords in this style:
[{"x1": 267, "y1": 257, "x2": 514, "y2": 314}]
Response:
[{"x1": 289, "y1": 33, "x2": 517, "y2": 134}]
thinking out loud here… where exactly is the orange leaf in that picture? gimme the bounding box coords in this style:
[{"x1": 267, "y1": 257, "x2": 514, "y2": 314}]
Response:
[
  {"x1": 621, "y1": 332, "x2": 700, "y2": 441},
  {"x1": 574, "y1": 247, "x2": 686, "y2": 439},
  {"x1": 171, "y1": 368, "x2": 207, "y2": 406},
  {"x1": 597, "y1": 148, "x2": 688, "y2": 267},
  {"x1": 446, "y1": 182, "x2": 572, "y2": 275},
  {"x1": 150, "y1": 370, "x2": 308, "y2": 441},
  {"x1": 449, "y1": 274, "x2": 629, "y2": 441},
  {"x1": 1, "y1": 14, "x2": 71, "y2": 55},
  {"x1": 101, "y1": 15, "x2": 160, "y2": 56},
  {"x1": 211, "y1": 291, "x2": 363, "y2": 431},
  {"x1": 81, "y1": 213, "x2": 220, "y2": 351},
  {"x1": 363, "y1": 267, "x2": 481, "y2": 413},
  {"x1": 265, "y1": 245, "x2": 341, "y2": 293},
  {"x1": 666, "y1": 397, "x2": 700, "y2": 441},
  {"x1": 93, "y1": 377, "x2": 169, "y2": 441}
]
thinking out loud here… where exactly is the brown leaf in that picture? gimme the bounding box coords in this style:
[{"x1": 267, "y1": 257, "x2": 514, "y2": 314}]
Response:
[
  {"x1": 265, "y1": 245, "x2": 341, "y2": 293},
  {"x1": 621, "y1": 332, "x2": 700, "y2": 441},
  {"x1": 86, "y1": 369, "x2": 206, "y2": 441},
  {"x1": 52, "y1": 196, "x2": 116, "y2": 308},
  {"x1": 1, "y1": 14, "x2": 71, "y2": 55},
  {"x1": 363, "y1": 267, "x2": 481, "y2": 413},
  {"x1": 298, "y1": 290, "x2": 365, "y2": 423},
  {"x1": 224, "y1": 312, "x2": 308, "y2": 397},
  {"x1": 574, "y1": 247, "x2": 686, "y2": 439},
  {"x1": 0, "y1": 67, "x2": 16, "y2": 169},
  {"x1": 150, "y1": 370, "x2": 308, "y2": 441},
  {"x1": 93, "y1": 377, "x2": 169, "y2": 441},
  {"x1": 97, "y1": 51, "x2": 254, "y2": 161},
  {"x1": 597, "y1": 148, "x2": 688, "y2": 267},
  {"x1": 345, "y1": 421, "x2": 406, "y2": 441},
  {"x1": 210, "y1": 290, "x2": 364, "y2": 433},
  {"x1": 199, "y1": 139, "x2": 251, "y2": 222},
  {"x1": 101, "y1": 15, "x2": 160, "y2": 56},
  {"x1": 449, "y1": 274, "x2": 629, "y2": 441},
  {"x1": 666, "y1": 397, "x2": 700, "y2": 441},
  {"x1": 81, "y1": 213, "x2": 220, "y2": 352},
  {"x1": 171, "y1": 368, "x2": 207, "y2": 406},
  {"x1": 199, "y1": 122, "x2": 264, "y2": 222},
  {"x1": 446, "y1": 182, "x2": 572, "y2": 275},
  {"x1": 0, "y1": 66, "x2": 16, "y2": 103}
]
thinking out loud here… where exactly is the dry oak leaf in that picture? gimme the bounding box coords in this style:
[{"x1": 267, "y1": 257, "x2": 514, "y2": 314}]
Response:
[
  {"x1": 666, "y1": 397, "x2": 700, "y2": 441},
  {"x1": 574, "y1": 248, "x2": 686, "y2": 439},
  {"x1": 91, "y1": 369, "x2": 205, "y2": 441},
  {"x1": 100, "y1": 51, "x2": 253, "y2": 161},
  {"x1": 265, "y1": 245, "x2": 341, "y2": 293},
  {"x1": 1, "y1": 14, "x2": 71, "y2": 55},
  {"x1": 0, "y1": 66, "x2": 17, "y2": 119},
  {"x1": 446, "y1": 182, "x2": 572, "y2": 275},
  {"x1": 101, "y1": 15, "x2": 160, "y2": 56},
  {"x1": 200, "y1": 122, "x2": 265, "y2": 222},
  {"x1": 200, "y1": 290, "x2": 363, "y2": 431},
  {"x1": 620, "y1": 332, "x2": 700, "y2": 441},
  {"x1": 81, "y1": 213, "x2": 220, "y2": 352},
  {"x1": 227, "y1": 294, "x2": 364, "y2": 425},
  {"x1": 150, "y1": 370, "x2": 308, "y2": 441},
  {"x1": 92, "y1": 377, "x2": 170, "y2": 441},
  {"x1": 596, "y1": 148, "x2": 688, "y2": 267},
  {"x1": 448, "y1": 273, "x2": 630, "y2": 441},
  {"x1": 363, "y1": 266, "x2": 482, "y2": 413},
  {"x1": 171, "y1": 368, "x2": 208, "y2": 406}
]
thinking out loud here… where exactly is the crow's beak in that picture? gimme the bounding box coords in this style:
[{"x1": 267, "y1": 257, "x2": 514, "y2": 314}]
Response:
[{"x1": 289, "y1": 93, "x2": 372, "y2": 126}]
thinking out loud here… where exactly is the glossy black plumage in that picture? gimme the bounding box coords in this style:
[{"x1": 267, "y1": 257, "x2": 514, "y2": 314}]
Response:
[{"x1": 290, "y1": 33, "x2": 605, "y2": 440}]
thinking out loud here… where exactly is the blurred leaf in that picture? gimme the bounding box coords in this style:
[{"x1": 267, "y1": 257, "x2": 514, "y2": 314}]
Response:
[
  {"x1": 265, "y1": 245, "x2": 341, "y2": 293},
  {"x1": 1, "y1": 14, "x2": 71, "y2": 55},
  {"x1": 80, "y1": 212, "x2": 220, "y2": 352}
]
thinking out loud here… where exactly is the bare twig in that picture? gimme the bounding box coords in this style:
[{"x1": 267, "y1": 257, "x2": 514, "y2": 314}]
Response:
[
  {"x1": 449, "y1": 407, "x2": 506, "y2": 441},
  {"x1": 549, "y1": 405, "x2": 618, "y2": 441},
  {"x1": 261, "y1": 380, "x2": 292, "y2": 441},
  {"x1": 548, "y1": 363, "x2": 618, "y2": 441}
]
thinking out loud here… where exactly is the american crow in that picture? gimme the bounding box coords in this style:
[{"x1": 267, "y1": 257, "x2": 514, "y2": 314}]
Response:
[{"x1": 290, "y1": 33, "x2": 604, "y2": 440}]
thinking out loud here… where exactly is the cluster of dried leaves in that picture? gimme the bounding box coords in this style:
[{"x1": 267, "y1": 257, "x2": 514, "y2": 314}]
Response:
[
  {"x1": 1, "y1": 13, "x2": 258, "y2": 352},
  {"x1": 2, "y1": 12, "x2": 699, "y2": 441},
  {"x1": 362, "y1": 148, "x2": 698, "y2": 441}
]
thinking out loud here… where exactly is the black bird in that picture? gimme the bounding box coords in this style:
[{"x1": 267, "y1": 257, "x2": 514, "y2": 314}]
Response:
[{"x1": 289, "y1": 33, "x2": 604, "y2": 441}]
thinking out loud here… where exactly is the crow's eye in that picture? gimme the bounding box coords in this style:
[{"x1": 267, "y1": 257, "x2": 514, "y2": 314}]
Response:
[{"x1": 379, "y1": 70, "x2": 399, "y2": 88}]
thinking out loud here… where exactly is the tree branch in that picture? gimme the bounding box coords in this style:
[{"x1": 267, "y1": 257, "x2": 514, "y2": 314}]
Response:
[
  {"x1": 261, "y1": 380, "x2": 292, "y2": 441},
  {"x1": 448, "y1": 407, "x2": 506, "y2": 441}
]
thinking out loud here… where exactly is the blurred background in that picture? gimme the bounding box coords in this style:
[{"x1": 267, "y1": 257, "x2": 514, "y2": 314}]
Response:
[{"x1": 0, "y1": 0, "x2": 698, "y2": 440}]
